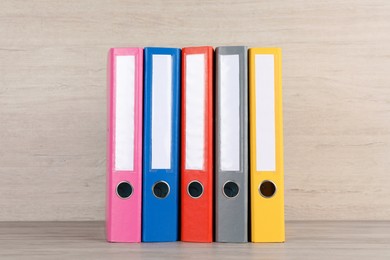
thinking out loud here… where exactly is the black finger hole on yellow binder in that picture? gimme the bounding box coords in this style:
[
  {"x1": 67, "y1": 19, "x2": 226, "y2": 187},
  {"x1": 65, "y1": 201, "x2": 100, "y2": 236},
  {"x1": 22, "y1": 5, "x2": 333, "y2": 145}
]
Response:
[
  {"x1": 187, "y1": 181, "x2": 203, "y2": 199},
  {"x1": 116, "y1": 181, "x2": 133, "y2": 199},
  {"x1": 223, "y1": 181, "x2": 239, "y2": 198},
  {"x1": 259, "y1": 180, "x2": 276, "y2": 198},
  {"x1": 152, "y1": 181, "x2": 170, "y2": 199}
]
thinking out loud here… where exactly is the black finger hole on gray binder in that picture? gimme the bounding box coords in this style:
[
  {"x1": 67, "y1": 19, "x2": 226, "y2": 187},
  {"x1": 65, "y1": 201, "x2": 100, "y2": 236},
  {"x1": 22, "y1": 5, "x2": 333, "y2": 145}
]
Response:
[
  {"x1": 259, "y1": 180, "x2": 276, "y2": 198},
  {"x1": 116, "y1": 182, "x2": 133, "y2": 199},
  {"x1": 223, "y1": 181, "x2": 239, "y2": 198},
  {"x1": 188, "y1": 181, "x2": 203, "y2": 198},
  {"x1": 152, "y1": 181, "x2": 170, "y2": 199}
]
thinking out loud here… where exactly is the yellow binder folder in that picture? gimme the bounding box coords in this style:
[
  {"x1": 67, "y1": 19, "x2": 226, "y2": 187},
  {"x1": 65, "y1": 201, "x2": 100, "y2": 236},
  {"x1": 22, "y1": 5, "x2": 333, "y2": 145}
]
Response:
[{"x1": 249, "y1": 48, "x2": 285, "y2": 242}]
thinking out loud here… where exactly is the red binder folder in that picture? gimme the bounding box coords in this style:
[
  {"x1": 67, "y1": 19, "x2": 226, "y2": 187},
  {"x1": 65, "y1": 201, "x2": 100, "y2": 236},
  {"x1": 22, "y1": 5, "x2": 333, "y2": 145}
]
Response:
[{"x1": 181, "y1": 46, "x2": 214, "y2": 242}]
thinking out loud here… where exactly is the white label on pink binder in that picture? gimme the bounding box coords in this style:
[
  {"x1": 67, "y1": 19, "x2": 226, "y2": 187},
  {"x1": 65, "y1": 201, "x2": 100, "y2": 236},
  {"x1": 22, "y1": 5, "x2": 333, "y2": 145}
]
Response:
[
  {"x1": 185, "y1": 54, "x2": 205, "y2": 170},
  {"x1": 151, "y1": 55, "x2": 173, "y2": 169},
  {"x1": 115, "y1": 55, "x2": 135, "y2": 171},
  {"x1": 255, "y1": 54, "x2": 276, "y2": 171},
  {"x1": 220, "y1": 55, "x2": 240, "y2": 171}
]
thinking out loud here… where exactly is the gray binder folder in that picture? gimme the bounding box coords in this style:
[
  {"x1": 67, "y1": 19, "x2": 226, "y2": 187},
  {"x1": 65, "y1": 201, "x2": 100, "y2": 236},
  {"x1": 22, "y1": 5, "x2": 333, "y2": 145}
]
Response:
[{"x1": 215, "y1": 46, "x2": 248, "y2": 242}]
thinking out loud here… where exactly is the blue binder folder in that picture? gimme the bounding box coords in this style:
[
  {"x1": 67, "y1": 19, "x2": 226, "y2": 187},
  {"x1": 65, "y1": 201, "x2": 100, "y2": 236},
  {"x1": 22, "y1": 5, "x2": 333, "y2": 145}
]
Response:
[{"x1": 142, "y1": 47, "x2": 181, "y2": 242}]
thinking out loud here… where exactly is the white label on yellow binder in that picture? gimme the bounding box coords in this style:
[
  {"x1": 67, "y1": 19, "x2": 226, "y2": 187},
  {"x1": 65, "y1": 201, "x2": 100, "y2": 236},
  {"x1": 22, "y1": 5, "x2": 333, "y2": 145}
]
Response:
[
  {"x1": 255, "y1": 54, "x2": 275, "y2": 171},
  {"x1": 185, "y1": 54, "x2": 205, "y2": 170},
  {"x1": 115, "y1": 55, "x2": 135, "y2": 171},
  {"x1": 151, "y1": 55, "x2": 173, "y2": 169},
  {"x1": 220, "y1": 55, "x2": 240, "y2": 171}
]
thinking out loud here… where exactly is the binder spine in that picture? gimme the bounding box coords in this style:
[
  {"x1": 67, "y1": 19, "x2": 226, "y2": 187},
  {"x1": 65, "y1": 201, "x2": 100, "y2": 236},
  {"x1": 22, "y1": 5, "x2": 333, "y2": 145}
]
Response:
[
  {"x1": 106, "y1": 48, "x2": 143, "y2": 243},
  {"x1": 142, "y1": 47, "x2": 181, "y2": 242},
  {"x1": 215, "y1": 46, "x2": 248, "y2": 243},
  {"x1": 181, "y1": 46, "x2": 214, "y2": 242},
  {"x1": 249, "y1": 48, "x2": 285, "y2": 242}
]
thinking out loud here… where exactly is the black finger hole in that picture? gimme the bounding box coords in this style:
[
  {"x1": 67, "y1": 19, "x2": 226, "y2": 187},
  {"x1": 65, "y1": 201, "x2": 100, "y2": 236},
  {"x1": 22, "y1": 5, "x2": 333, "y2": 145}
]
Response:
[
  {"x1": 223, "y1": 181, "x2": 239, "y2": 198},
  {"x1": 259, "y1": 180, "x2": 276, "y2": 198},
  {"x1": 152, "y1": 181, "x2": 170, "y2": 199},
  {"x1": 188, "y1": 181, "x2": 204, "y2": 198},
  {"x1": 116, "y1": 182, "x2": 133, "y2": 199}
]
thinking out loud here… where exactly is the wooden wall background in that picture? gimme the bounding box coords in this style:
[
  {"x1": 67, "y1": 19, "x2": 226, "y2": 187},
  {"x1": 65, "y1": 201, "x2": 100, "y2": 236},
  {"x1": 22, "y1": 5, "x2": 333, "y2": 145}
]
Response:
[{"x1": 0, "y1": 0, "x2": 389, "y2": 221}]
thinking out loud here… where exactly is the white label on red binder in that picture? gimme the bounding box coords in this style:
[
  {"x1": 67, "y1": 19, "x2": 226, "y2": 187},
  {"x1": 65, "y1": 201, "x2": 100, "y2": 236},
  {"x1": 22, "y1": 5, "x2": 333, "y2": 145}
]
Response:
[
  {"x1": 255, "y1": 54, "x2": 276, "y2": 171},
  {"x1": 151, "y1": 55, "x2": 173, "y2": 169},
  {"x1": 220, "y1": 55, "x2": 240, "y2": 171},
  {"x1": 115, "y1": 55, "x2": 135, "y2": 171},
  {"x1": 185, "y1": 54, "x2": 205, "y2": 170}
]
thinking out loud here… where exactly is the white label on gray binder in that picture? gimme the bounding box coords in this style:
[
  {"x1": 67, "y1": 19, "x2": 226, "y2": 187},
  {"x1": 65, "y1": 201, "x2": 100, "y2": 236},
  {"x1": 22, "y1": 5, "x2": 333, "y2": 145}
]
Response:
[
  {"x1": 255, "y1": 54, "x2": 276, "y2": 171},
  {"x1": 115, "y1": 55, "x2": 135, "y2": 171},
  {"x1": 185, "y1": 54, "x2": 205, "y2": 170},
  {"x1": 151, "y1": 55, "x2": 172, "y2": 169},
  {"x1": 220, "y1": 55, "x2": 240, "y2": 171}
]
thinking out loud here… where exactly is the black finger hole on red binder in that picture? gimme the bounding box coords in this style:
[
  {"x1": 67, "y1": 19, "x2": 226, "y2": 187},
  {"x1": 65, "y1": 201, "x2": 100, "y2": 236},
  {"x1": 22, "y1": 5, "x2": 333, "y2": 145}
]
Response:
[
  {"x1": 187, "y1": 181, "x2": 203, "y2": 198},
  {"x1": 223, "y1": 181, "x2": 239, "y2": 198},
  {"x1": 152, "y1": 181, "x2": 170, "y2": 199},
  {"x1": 116, "y1": 181, "x2": 133, "y2": 199},
  {"x1": 259, "y1": 180, "x2": 276, "y2": 198}
]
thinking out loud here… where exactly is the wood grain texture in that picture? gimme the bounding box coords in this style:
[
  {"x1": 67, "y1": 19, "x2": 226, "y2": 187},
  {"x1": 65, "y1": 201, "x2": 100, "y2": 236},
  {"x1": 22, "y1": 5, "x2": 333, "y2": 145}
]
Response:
[
  {"x1": 0, "y1": 221, "x2": 389, "y2": 259},
  {"x1": 0, "y1": 0, "x2": 389, "y2": 221}
]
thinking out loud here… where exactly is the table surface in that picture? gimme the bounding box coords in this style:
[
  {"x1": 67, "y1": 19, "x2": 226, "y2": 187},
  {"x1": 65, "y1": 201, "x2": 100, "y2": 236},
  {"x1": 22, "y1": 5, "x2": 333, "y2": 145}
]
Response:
[{"x1": 1, "y1": 221, "x2": 389, "y2": 259}]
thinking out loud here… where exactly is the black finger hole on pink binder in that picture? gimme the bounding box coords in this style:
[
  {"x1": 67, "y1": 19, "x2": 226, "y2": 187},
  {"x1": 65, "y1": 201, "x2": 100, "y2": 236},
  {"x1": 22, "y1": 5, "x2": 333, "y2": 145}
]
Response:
[
  {"x1": 152, "y1": 181, "x2": 170, "y2": 199},
  {"x1": 188, "y1": 181, "x2": 203, "y2": 198},
  {"x1": 223, "y1": 181, "x2": 239, "y2": 198},
  {"x1": 116, "y1": 181, "x2": 133, "y2": 199},
  {"x1": 259, "y1": 180, "x2": 276, "y2": 198}
]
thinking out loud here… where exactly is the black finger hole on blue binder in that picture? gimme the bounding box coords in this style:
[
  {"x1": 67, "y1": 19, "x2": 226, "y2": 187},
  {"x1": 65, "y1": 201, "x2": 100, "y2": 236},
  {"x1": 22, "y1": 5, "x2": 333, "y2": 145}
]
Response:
[
  {"x1": 116, "y1": 181, "x2": 133, "y2": 199},
  {"x1": 223, "y1": 181, "x2": 239, "y2": 198},
  {"x1": 187, "y1": 181, "x2": 203, "y2": 198},
  {"x1": 259, "y1": 180, "x2": 276, "y2": 198},
  {"x1": 152, "y1": 181, "x2": 170, "y2": 199}
]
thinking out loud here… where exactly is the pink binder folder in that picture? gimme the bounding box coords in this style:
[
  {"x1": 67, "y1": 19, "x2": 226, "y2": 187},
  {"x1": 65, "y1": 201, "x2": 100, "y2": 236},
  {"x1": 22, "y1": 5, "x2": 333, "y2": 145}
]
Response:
[{"x1": 106, "y1": 48, "x2": 143, "y2": 242}]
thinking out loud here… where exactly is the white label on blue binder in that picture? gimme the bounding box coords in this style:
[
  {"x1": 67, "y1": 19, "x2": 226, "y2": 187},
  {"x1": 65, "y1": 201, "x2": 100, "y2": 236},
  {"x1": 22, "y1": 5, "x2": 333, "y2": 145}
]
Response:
[
  {"x1": 255, "y1": 54, "x2": 276, "y2": 171},
  {"x1": 115, "y1": 55, "x2": 135, "y2": 171},
  {"x1": 151, "y1": 55, "x2": 172, "y2": 169},
  {"x1": 220, "y1": 55, "x2": 240, "y2": 171},
  {"x1": 185, "y1": 54, "x2": 205, "y2": 170}
]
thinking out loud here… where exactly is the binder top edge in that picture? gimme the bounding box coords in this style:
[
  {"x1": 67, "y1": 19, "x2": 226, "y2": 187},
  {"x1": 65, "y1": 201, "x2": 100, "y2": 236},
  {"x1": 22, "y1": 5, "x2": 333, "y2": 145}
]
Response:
[
  {"x1": 249, "y1": 47, "x2": 281, "y2": 55},
  {"x1": 144, "y1": 47, "x2": 181, "y2": 51},
  {"x1": 216, "y1": 46, "x2": 248, "y2": 55},
  {"x1": 215, "y1": 46, "x2": 248, "y2": 50},
  {"x1": 144, "y1": 47, "x2": 181, "y2": 56},
  {"x1": 182, "y1": 46, "x2": 214, "y2": 53},
  {"x1": 108, "y1": 47, "x2": 143, "y2": 56}
]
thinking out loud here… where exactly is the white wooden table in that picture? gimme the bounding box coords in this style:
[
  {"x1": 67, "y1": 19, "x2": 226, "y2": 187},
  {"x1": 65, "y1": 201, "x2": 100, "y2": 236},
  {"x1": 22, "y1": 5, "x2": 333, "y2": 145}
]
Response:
[{"x1": 1, "y1": 221, "x2": 389, "y2": 259}]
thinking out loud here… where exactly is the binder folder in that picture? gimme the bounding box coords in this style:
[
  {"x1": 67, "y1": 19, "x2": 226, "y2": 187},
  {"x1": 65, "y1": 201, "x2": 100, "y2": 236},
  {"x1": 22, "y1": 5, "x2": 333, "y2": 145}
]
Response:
[
  {"x1": 215, "y1": 46, "x2": 248, "y2": 243},
  {"x1": 106, "y1": 48, "x2": 143, "y2": 242},
  {"x1": 181, "y1": 46, "x2": 214, "y2": 242},
  {"x1": 249, "y1": 48, "x2": 285, "y2": 242},
  {"x1": 142, "y1": 47, "x2": 181, "y2": 242}
]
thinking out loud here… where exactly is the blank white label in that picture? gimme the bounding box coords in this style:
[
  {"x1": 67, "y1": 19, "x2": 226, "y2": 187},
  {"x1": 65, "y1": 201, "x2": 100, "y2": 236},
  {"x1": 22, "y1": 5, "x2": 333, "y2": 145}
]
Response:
[
  {"x1": 185, "y1": 54, "x2": 205, "y2": 170},
  {"x1": 220, "y1": 55, "x2": 240, "y2": 171},
  {"x1": 151, "y1": 55, "x2": 172, "y2": 169},
  {"x1": 115, "y1": 55, "x2": 135, "y2": 171},
  {"x1": 255, "y1": 54, "x2": 276, "y2": 171}
]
